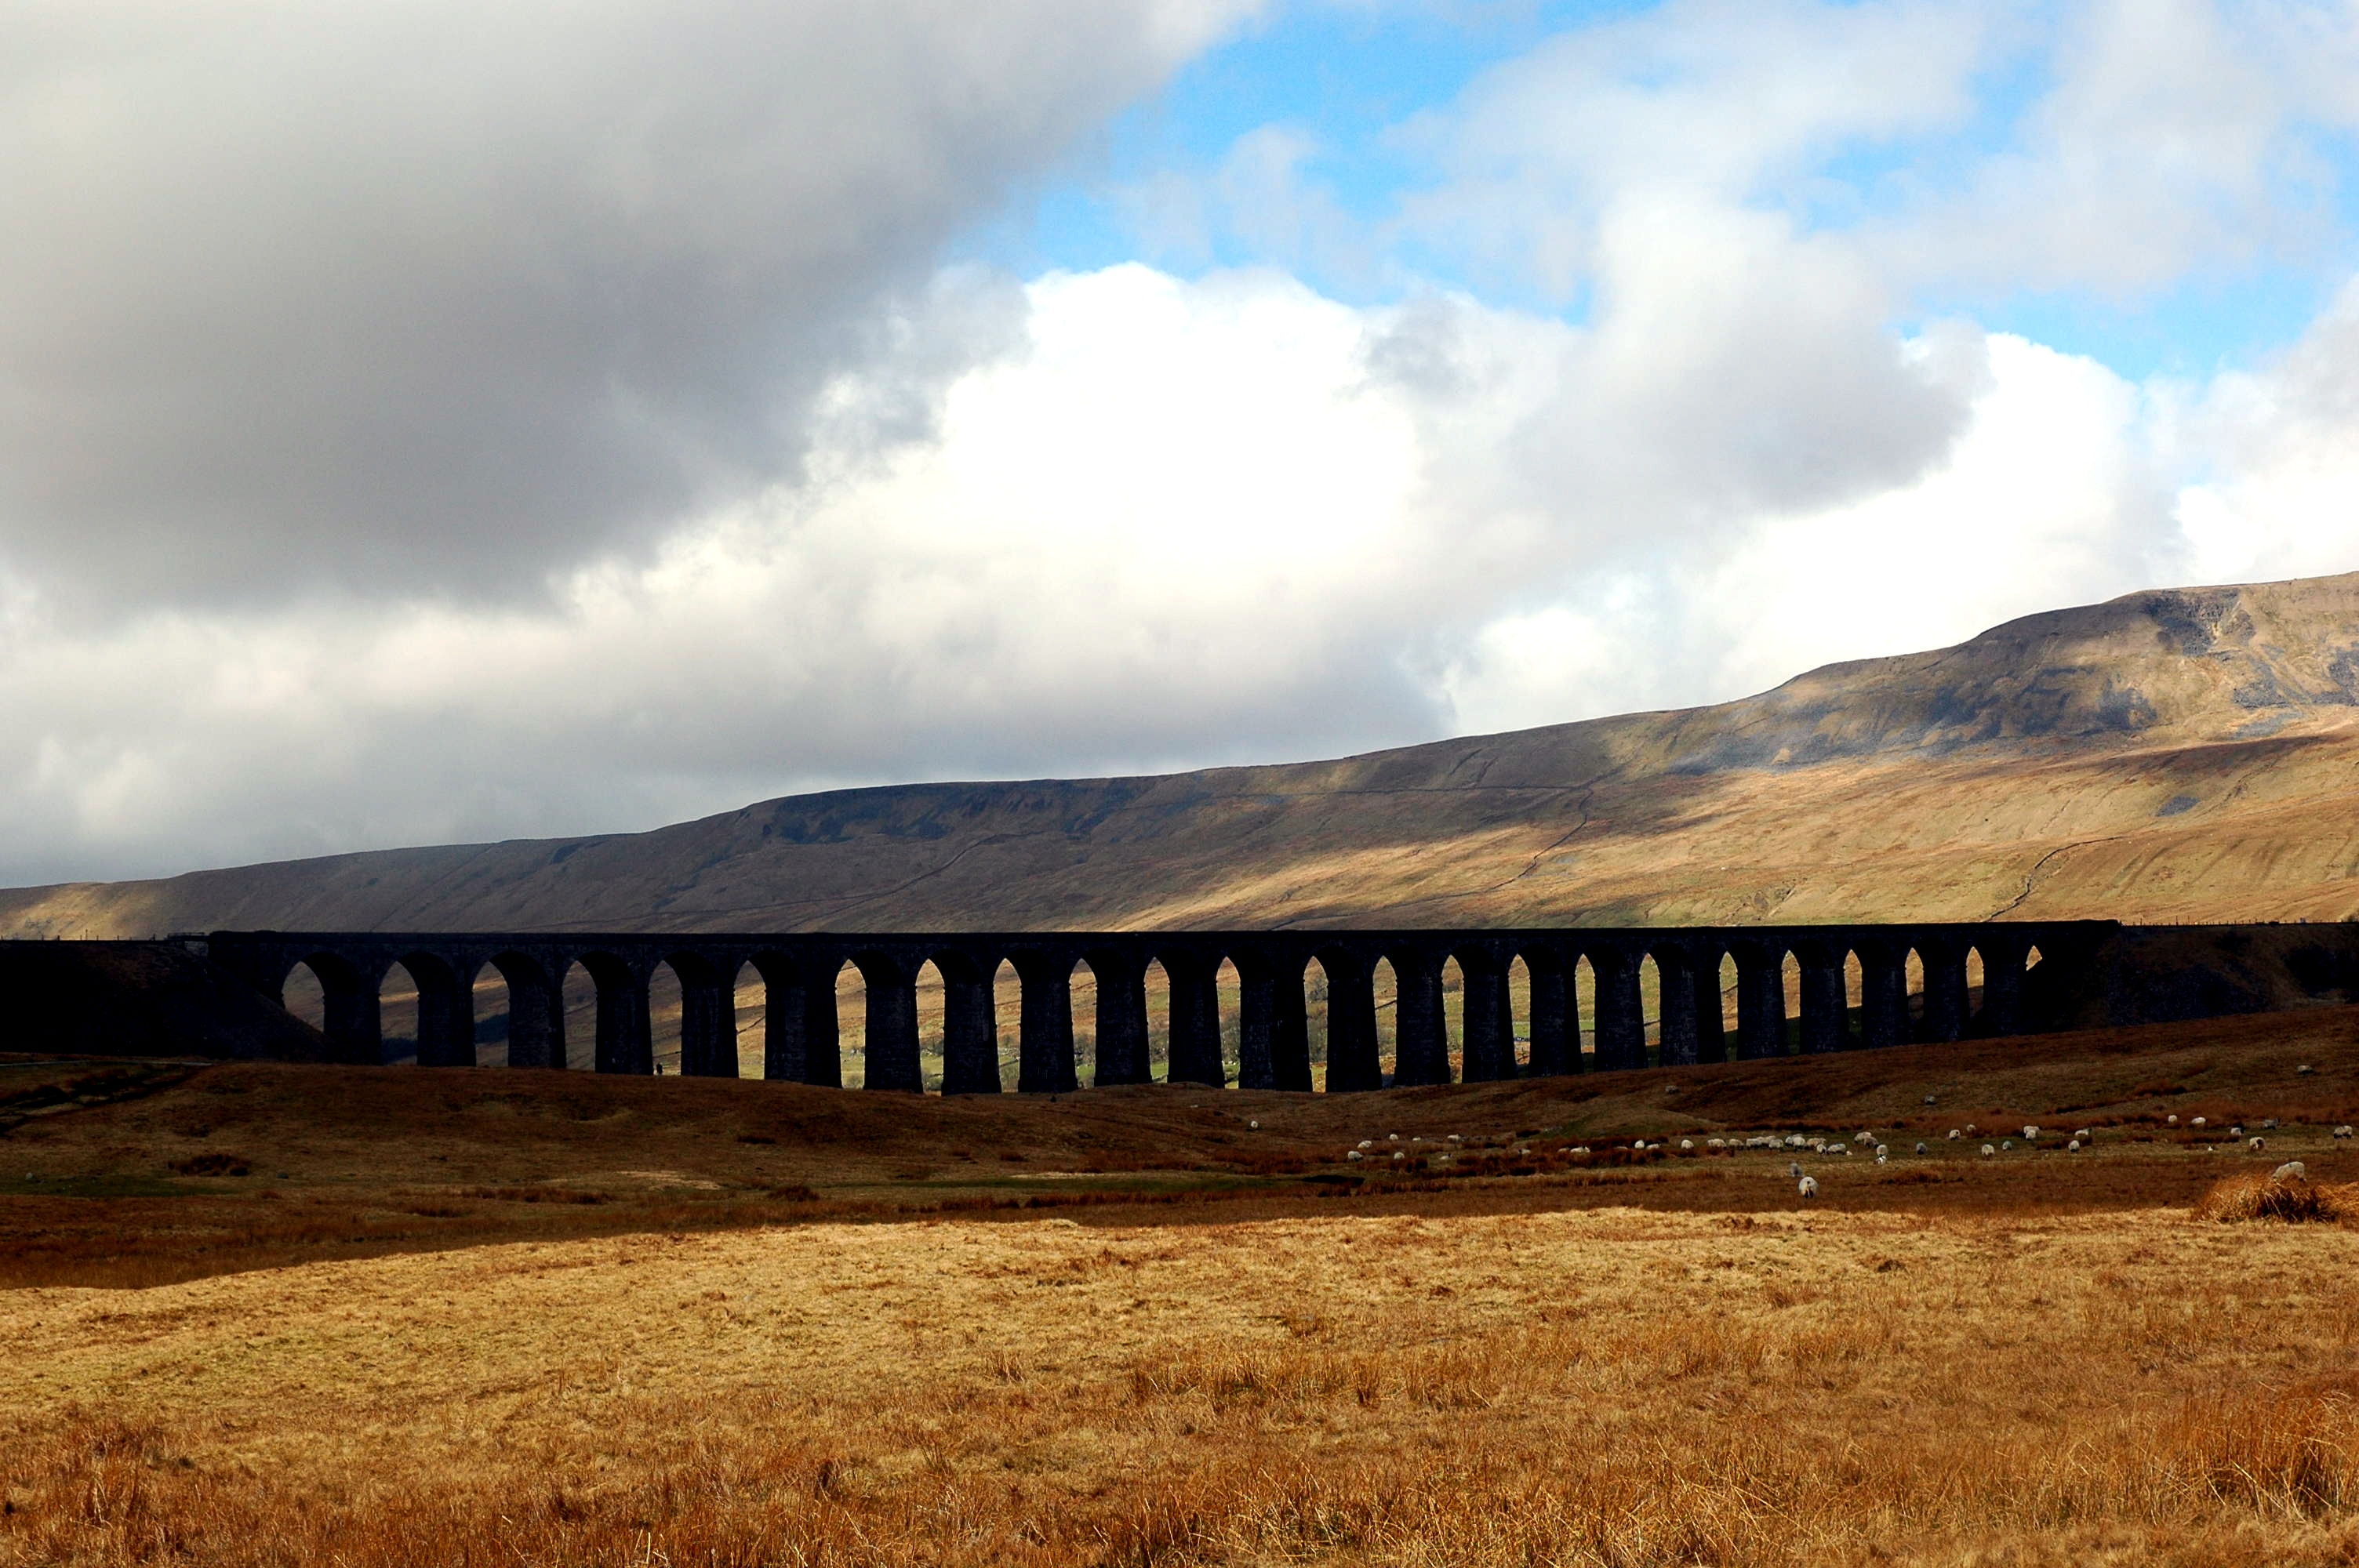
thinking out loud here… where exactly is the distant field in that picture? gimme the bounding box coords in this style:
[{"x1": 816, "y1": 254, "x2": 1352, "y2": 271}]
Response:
[{"x1": 4, "y1": 1010, "x2": 2358, "y2": 1563}]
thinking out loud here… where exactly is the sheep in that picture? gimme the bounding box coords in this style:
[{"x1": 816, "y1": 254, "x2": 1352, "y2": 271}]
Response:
[
  {"x1": 1790, "y1": 1161, "x2": 1804, "y2": 1178},
  {"x1": 2067, "y1": 1139, "x2": 2081, "y2": 1152},
  {"x1": 2298, "y1": 1065, "x2": 2315, "y2": 1075},
  {"x1": 2248, "y1": 1136, "x2": 2266, "y2": 1152},
  {"x1": 2263, "y1": 1119, "x2": 2278, "y2": 1131},
  {"x1": 1447, "y1": 1134, "x2": 1463, "y2": 1143},
  {"x1": 1346, "y1": 1150, "x2": 1365, "y2": 1162},
  {"x1": 2273, "y1": 1160, "x2": 2307, "y2": 1181},
  {"x1": 1679, "y1": 1138, "x2": 1695, "y2": 1150},
  {"x1": 2228, "y1": 1126, "x2": 2244, "y2": 1138},
  {"x1": 2335, "y1": 1126, "x2": 2354, "y2": 1139},
  {"x1": 1828, "y1": 1142, "x2": 1849, "y2": 1156},
  {"x1": 2192, "y1": 1116, "x2": 2207, "y2": 1129},
  {"x1": 1981, "y1": 1144, "x2": 1996, "y2": 1157},
  {"x1": 1388, "y1": 1132, "x2": 1401, "y2": 1142},
  {"x1": 1923, "y1": 1094, "x2": 1938, "y2": 1105},
  {"x1": 1249, "y1": 1120, "x2": 1261, "y2": 1131},
  {"x1": 2001, "y1": 1139, "x2": 2014, "y2": 1150},
  {"x1": 1948, "y1": 1129, "x2": 1961, "y2": 1141},
  {"x1": 1787, "y1": 1134, "x2": 1808, "y2": 1148},
  {"x1": 1708, "y1": 1138, "x2": 1726, "y2": 1149},
  {"x1": 1797, "y1": 1175, "x2": 1819, "y2": 1198},
  {"x1": 1392, "y1": 1151, "x2": 1405, "y2": 1162},
  {"x1": 2023, "y1": 1125, "x2": 2040, "y2": 1141},
  {"x1": 1358, "y1": 1139, "x2": 1374, "y2": 1149},
  {"x1": 1875, "y1": 1151, "x2": 1888, "y2": 1166},
  {"x1": 2074, "y1": 1128, "x2": 2092, "y2": 1141},
  {"x1": 2168, "y1": 1115, "x2": 2179, "y2": 1126},
  {"x1": 1914, "y1": 1142, "x2": 1928, "y2": 1155}
]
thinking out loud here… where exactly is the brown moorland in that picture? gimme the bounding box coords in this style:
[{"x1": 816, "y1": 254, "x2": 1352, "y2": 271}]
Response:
[{"x1": 5, "y1": 1011, "x2": 2359, "y2": 1563}]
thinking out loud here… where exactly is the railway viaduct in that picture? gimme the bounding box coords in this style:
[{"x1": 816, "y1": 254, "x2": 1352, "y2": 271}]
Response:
[{"x1": 199, "y1": 922, "x2": 2117, "y2": 1092}]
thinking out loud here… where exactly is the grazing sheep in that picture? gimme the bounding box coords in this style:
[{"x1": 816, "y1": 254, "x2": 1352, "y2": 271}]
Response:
[
  {"x1": 1788, "y1": 1134, "x2": 1808, "y2": 1148},
  {"x1": 2335, "y1": 1126, "x2": 2354, "y2": 1139},
  {"x1": 2298, "y1": 1065, "x2": 2315, "y2": 1075},
  {"x1": 1828, "y1": 1143, "x2": 1849, "y2": 1156},
  {"x1": 1708, "y1": 1138, "x2": 1726, "y2": 1149},
  {"x1": 1358, "y1": 1139, "x2": 1374, "y2": 1149},
  {"x1": 2229, "y1": 1126, "x2": 2244, "y2": 1138},
  {"x1": 2023, "y1": 1126, "x2": 2039, "y2": 1141},
  {"x1": 1679, "y1": 1138, "x2": 1695, "y2": 1150},
  {"x1": 2192, "y1": 1117, "x2": 2208, "y2": 1129},
  {"x1": 2074, "y1": 1129, "x2": 2092, "y2": 1141},
  {"x1": 1923, "y1": 1095, "x2": 1937, "y2": 1105},
  {"x1": 2263, "y1": 1119, "x2": 2278, "y2": 1131},
  {"x1": 2168, "y1": 1115, "x2": 2179, "y2": 1126},
  {"x1": 1392, "y1": 1151, "x2": 1405, "y2": 1161},
  {"x1": 1875, "y1": 1151, "x2": 1888, "y2": 1166},
  {"x1": 1389, "y1": 1133, "x2": 1401, "y2": 1142},
  {"x1": 1249, "y1": 1120, "x2": 1260, "y2": 1131},
  {"x1": 1914, "y1": 1142, "x2": 1929, "y2": 1155},
  {"x1": 1981, "y1": 1144, "x2": 1996, "y2": 1156},
  {"x1": 1347, "y1": 1150, "x2": 1364, "y2": 1161},
  {"x1": 1790, "y1": 1161, "x2": 1804, "y2": 1178},
  {"x1": 2001, "y1": 1139, "x2": 2014, "y2": 1150},
  {"x1": 2067, "y1": 1139, "x2": 2081, "y2": 1152},
  {"x1": 1798, "y1": 1175, "x2": 1819, "y2": 1198},
  {"x1": 2248, "y1": 1136, "x2": 2266, "y2": 1151},
  {"x1": 2274, "y1": 1161, "x2": 2307, "y2": 1181},
  {"x1": 1948, "y1": 1129, "x2": 1961, "y2": 1141}
]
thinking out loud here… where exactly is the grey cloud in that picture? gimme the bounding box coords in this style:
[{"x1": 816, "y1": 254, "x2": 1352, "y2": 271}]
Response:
[{"x1": 0, "y1": 0, "x2": 1232, "y2": 612}]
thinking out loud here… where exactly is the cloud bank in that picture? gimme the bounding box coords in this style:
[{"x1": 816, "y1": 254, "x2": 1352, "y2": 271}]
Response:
[{"x1": 1, "y1": 0, "x2": 2357, "y2": 884}]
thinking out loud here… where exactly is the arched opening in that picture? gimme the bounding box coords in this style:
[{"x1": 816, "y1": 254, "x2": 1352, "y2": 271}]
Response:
[
  {"x1": 1779, "y1": 952, "x2": 1802, "y2": 1052},
  {"x1": 1573, "y1": 955, "x2": 1598, "y2": 1065},
  {"x1": 282, "y1": 960, "x2": 329, "y2": 1032},
  {"x1": 916, "y1": 957, "x2": 948, "y2": 1091},
  {"x1": 729, "y1": 960, "x2": 763, "y2": 1078},
  {"x1": 1718, "y1": 952, "x2": 1739, "y2": 1040},
  {"x1": 1508, "y1": 955, "x2": 1532, "y2": 1073},
  {"x1": 1216, "y1": 956, "x2": 1243, "y2": 1087},
  {"x1": 646, "y1": 960, "x2": 685, "y2": 1075},
  {"x1": 994, "y1": 959, "x2": 1023, "y2": 1091},
  {"x1": 1143, "y1": 957, "x2": 1172, "y2": 1081},
  {"x1": 1306, "y1": 955, "x2": 1332, "y2": 1089},
  {"x1": 1845, "y1": 949, "x2": 1865, "y2": 1040},
  {"x1": 1441, "y1": 954, "x2": 1467, "y2": 1078},
  {"x1": 1639, "y1": 953, "x2": 1663, "y2": 1062},
  {"x1": 473, "y1": 964, "x2": 512, "y2": 1067},
  {"x1": 1372, "y1": 956, "x2": 1399, "y2": 1082},
  {"x1": 1965, "y1": 946, "x2": 1988, "y2": 1022},
  {"x1": 1906, "y1": 948, "x2": 1928, "y2": 1033},
  {"x1": 560, "y1": 960, "x2": 598, "y2": 1070},
  {"x1": 843, "y1": 956, "x2": 883, "y2": 1084},
  {"x1": 378, "y1": 960, "x2": 420, "y2": 1066}
]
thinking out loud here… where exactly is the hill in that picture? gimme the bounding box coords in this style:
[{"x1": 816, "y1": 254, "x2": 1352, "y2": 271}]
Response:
[{"x1": 9, "y1": 570, "x2": 2359, "y2": 936}]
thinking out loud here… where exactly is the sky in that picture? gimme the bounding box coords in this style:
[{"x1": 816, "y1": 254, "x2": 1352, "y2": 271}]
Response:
[{"x1": 6, "y1": 0, "x2": 2359, "y2": 885}]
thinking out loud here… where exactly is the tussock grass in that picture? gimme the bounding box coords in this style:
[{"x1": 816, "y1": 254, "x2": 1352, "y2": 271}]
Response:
[
  {"x1": 5, "y1": 1207, "x2": 2359, "y2": 1564},
  {"x1": 2194, "y1": 1170, "x2": 2358, "y2": 1223}
]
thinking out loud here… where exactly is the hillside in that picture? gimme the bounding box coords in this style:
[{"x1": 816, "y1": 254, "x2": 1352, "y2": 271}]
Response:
[{"x1": 10, "y1": 570, "x2": 2359, "y2": 936}]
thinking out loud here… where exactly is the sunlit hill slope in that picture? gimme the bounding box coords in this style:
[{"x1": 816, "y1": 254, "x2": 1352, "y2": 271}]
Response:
[{"x1": 12, "y1": 571, "x2": 2359, "y2": 937}]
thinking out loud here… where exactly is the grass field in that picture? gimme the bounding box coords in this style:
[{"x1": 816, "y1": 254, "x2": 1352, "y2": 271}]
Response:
[{"x1": 5, "y1": 1007, "x2": 2359, "y2": 1564}]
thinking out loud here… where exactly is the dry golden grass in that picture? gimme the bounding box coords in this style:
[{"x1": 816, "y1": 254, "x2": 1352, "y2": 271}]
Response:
[
  {"x1": 4, "y1": 1203, "x2": 2359, "y2": 1565},
  {"x1": 2194, "y1": 1168, "x2": 2359, "y2": 1224}
]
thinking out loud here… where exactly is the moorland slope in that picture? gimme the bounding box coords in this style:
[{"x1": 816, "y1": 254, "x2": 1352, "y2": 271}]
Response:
[{"x1": 11, "y1": 570, "x2": 2359, "y2": 936}]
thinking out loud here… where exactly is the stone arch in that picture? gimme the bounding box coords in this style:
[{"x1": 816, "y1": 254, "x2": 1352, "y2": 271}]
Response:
[
  {"x1": 1159, "y1": 946, "x2": 1226, "y2": 1087},
  {"x1": 395, "y1": 949, "x2": 474, "y2": 1068},
  {"x1": 282, "y1": 950, "x2": 380, "y2": 1065},
  {"x1": 1311, "y1": 947, "x2": 1379, "y2": 1092},
  {"x1": 571, "y1": 950, "x2": 649, "y2": 1075},
  {"x1": 932, "y1": 947, "x2": 1001, "y2": 1095},
  {"x1": 1012, "y1": 949, "x2": 1078, "y2": 1094},
  {"x1": 664, "y1": 949, "x2": 736, "y2": 1078},
  {"x1": 1081, "y1": 946, "x2": 1147, "y2": 1087},
  {"x1": 1731, "y1": 938, "x2": 1789, "y2": 1059},
  {"x1": 1572, "y1": 953, "x2": 1598, "y2": 1067},
  {"x1": 488, "y1": 950, "x2": 560, "y2": 1069},
  {"x1": 851, "y1": 950, "x2": 921, "y2": 1093}
]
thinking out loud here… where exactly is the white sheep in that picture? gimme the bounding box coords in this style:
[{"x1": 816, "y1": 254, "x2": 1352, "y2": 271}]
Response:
[
  {"x1": 1914, "y1": 1142, "x2": 1928, "y2": 1155},
  {"x1": 2263, "y1": 1119, "x2": 2278, "y2": 1131},
  {"x1": 1392, "y1": 1151, "x2": 1405, "y2": 1161},
  {"x1": 2001, "y1": 1139, "x2": 2013, "y2": 1150},
  {"x1": 2074, "y1": 1128, "x2": 2092, "y2": 1141},
  {"x1": 1346, "y1": 1150, "x2": 1364, "y2": 1161},
  {"x1": 2248, "y1": 1136, "x2": 2266, "y2": 1151},
  {"x1": 2023, "y1": 1125, "x2": 2039, "y2": 1141},
  {"x1": 1679, "y1": 1138, "x2": 1694, "y2": 1150},
  {"x1": 2192, "y1": 1116, "x2": 2207, "y2": 1129},
  {"x1": 2168, "y1": 1115, "x2": 2179, "y2": 1126},
  {"x1": 1448, "y1": 1134, "x2": 1463, "y2": 1143},
  {"x1": 2273, "y1": 1160, "x2": 2307, "y2": 1181},
  {"x1": 1790, "y1": 1161, "x2": 1804, "y2": 1178},
  {"x1": 2335, "y1": 1126, "x2": 2354, "y2": 1139},
  {"x1": 1981, "y1": 1144, "x2": 1996, "y2": 1156},
  {"x1": 1249, "y1": 1120, "x2": 1260, "y2": 1131},
  {"x1": 1829, "y1": 1143, "x2": 1849, "y2": 1156},
  {"x1": 1798, "y1": 1175, "x2": 1819, "y2": 1198},
  {"x1": 1875, "y1": 1151, "x2": 1888, "y2": 1166},
  {"x1": 1389, "y1": 1132, "x2": 1401, "y2": 1142},
  {"x1": 1948, "y1": 1129, "x2": 1961, "y2": 1141},
  {"x1": 1358, "y1": 1138, "x2": 1373, "y2": 1149},
  {"x1": 2298, "y1": 1065, "x2": 2315, "y2": 1076},
  {"x1": 2229, "y1": 1125, "x2": 2244, "y2": 1138},
  {"x1": 1965, "y1": 1123, "x2": 1978, "y2": 1134},
  {"x1": 2066, "y1": 1139, "x2": 2081, "y2": 1152}
]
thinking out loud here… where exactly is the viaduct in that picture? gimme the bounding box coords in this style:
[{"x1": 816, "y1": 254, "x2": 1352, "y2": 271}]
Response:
[{"x1": 199, "y1": 922, "x2": 2119, "y2": 1092}]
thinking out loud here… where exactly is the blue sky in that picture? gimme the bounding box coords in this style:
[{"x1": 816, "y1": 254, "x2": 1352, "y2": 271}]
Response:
[{"x1": 9, "y1": 0, "x2": 2359, "y2": 880}]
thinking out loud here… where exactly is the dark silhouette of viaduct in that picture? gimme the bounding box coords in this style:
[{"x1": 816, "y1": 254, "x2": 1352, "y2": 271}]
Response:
[{"x1": 202, "y1": 923, "x2": 2114, "y2": 1092}]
